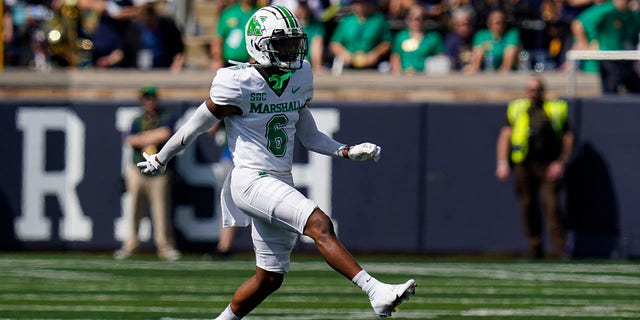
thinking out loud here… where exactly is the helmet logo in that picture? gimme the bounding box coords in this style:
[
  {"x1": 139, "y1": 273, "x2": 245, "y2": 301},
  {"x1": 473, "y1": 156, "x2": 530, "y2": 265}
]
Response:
[{"x1": 247, "y1": 16, "x2": 267, "y2": 36}]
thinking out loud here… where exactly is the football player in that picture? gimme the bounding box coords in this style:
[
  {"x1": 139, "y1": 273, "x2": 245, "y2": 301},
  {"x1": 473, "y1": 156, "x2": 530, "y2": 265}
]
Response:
[{"x1": 137, "y1": 5, "x2": 416, "y2": 319}]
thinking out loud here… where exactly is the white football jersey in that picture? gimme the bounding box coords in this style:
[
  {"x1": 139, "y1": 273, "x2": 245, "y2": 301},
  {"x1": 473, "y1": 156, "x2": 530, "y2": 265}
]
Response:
[{"x1": 210, "y1": 61, "x2": 314, "y2": 172}]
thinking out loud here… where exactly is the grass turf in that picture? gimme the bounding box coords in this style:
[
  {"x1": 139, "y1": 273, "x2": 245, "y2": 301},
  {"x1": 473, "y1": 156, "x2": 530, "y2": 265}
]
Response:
[{"x1": 0, "y1": 252, "x2": 639, "y2": 319}]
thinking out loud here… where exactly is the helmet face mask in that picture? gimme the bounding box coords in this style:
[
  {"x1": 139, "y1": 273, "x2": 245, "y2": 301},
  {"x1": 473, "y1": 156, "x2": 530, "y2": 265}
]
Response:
[
  {"x1": 266, "y1": 31, "x2": 308, "y2": 70},
  {"x1": 246, "y1": 6, "x2": 309, "y2": 71}
]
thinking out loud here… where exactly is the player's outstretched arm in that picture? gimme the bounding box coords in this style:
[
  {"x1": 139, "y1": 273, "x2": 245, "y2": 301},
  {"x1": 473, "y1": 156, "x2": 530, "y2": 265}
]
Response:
[
  {"x1": 137, "y1": 101, "x2": 219, "y2": 175},
  {"x1": 296, "y1": 107, "x2": 381, "y2": 162}
]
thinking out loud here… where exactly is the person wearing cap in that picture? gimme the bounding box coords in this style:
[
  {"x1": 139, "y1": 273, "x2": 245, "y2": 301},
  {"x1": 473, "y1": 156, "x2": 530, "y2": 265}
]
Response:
[{"x1": 115, "y1": 86, "x2": 181, "y2": 261}]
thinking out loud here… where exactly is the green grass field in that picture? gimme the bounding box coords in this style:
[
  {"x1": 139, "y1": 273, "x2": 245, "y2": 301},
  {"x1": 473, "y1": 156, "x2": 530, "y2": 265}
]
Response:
[{"x1": 0, "y1": 253, "x2": 639, "y2": 319}]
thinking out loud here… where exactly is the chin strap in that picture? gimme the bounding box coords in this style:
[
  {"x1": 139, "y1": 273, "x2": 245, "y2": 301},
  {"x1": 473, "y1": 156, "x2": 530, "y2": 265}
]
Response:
[
  {"x1": 228, "y1": 60, "x2": 261, "y2": 67},
  {"x1": 228, "y1": 60, "x2": 296, "y2": 71}
]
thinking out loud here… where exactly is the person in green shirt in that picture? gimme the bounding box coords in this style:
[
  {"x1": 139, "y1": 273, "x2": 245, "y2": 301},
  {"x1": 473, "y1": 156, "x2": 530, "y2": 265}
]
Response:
[
  {"x1": 210, "y1": 0, "x2": 258, "y2": 72},
  {"x1": 390, "y1": 4, "x2": 446, "y2": 74},
  {"x1": 467, "y1": 9, "x2": 521, "y2": 73},
  {"x1": 572, "y1": 0, "x2": 640, "y2": 94},
  {"x1": 329, "y1": 0, "x2": 392, "y2": 70}
]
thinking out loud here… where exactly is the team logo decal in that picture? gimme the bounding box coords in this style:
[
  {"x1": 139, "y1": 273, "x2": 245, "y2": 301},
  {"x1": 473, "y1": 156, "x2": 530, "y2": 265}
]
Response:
[{"x1": 247, "y1": 16, "x2": 267, "y2": 36}]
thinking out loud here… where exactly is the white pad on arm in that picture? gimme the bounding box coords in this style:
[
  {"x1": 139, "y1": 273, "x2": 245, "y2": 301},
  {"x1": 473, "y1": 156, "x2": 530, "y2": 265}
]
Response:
[
  {"x1": 157, "y1": 101, "x2": 218, "y2": 163},
  {"x1": 296, "y1": 107, "x2": 344, "y2": 157}
]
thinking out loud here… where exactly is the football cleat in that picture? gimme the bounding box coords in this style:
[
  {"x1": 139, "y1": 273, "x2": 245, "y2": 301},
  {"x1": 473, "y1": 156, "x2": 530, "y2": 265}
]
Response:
[{"x1": 370, "y1": 279, "x2": 417, "y2": 318}]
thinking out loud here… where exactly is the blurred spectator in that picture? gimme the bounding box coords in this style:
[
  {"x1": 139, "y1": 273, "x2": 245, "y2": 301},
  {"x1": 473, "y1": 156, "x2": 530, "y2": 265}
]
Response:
[
  {"x1": 46, "y1": 0, "x2": 87, "y2": 68},
  {"x1": 502, "y1": 0, "x2": 538, "y2": 51},
  {"x1": 271, "y1": 0, "x2": 343, "y2": 27},
  {"x1": 78, "y1": 0, "x2": 156, "y2": 68},
  {"x1": 108, "y1": 0, "x2": 146, "y2": 19},
  {"x1": 572, "y1": 0, "x2": 640, "y2": 94},
  {"x1": 3, "y1": 0, "x2": 52, "y2": 69},
  {"x1": 561, "y1": 0, "x2": 606, "y2": 23},
  {"x1": 121, "y1": 2, "x2": 184, "y2": 71},
  {"x1": 444, "y1": 0, "x2": 472, "y2": 15},
  {"x1": 496, "y1": 76, "x2": 574, "y2": 259},
  {"x1": 380, "y1": 0, "x2": 415, "y2": 21},
  {"x1": 46, "y1": 0, "x2": 137, "y2": 69},
  {"x1": 390, "y1": 4, "x2": 445, "y2": 74},
  {"x1": 307, "y1": 0, "x2": 342, "y2": 23},
  {"x1": 558, "y1": 0, "x2": 607, "y2": 73},
  {"x1": 3, "y1": 0, "x2": 28, "y2": 67},
  {"x1": 329, "y1": 0, "x2": 392, "y2": 72},
  {"x1": 115, "y1": 85, "x2": 181, "y2": 261},
  {"x1": 209, "y1": 0, "x2": 257, "y2": 72},
  {"x1": 540, "y1": 0, "x2": 571, "y2": 70},
  {"x1": 542, "y1": 0, "x2": 603, "y2": 72},
  {"x1": 444, "y1": 5, "x2": 475, "y2": 71},
  {"x1": 420, "y1": 0, "x2": 449, "y2": 27},
  {"x1": 379, "y1": 0, "x2": 415, "y2": 33},
  {"x1": 469, "y1": 0, "x2": 496, "y2": 28},
  {"x1": 466, "y1": 8, "x2": 520, "y2": 73},
  {"x1": 85, "y1": 0, "x2": 133, "y2": 68},
  {"x1": 512, "y1": 0, "x2": 562, "y2": 72},
  {"x1": 295, "y1": 0, "x2": 327, "y2": 73}
]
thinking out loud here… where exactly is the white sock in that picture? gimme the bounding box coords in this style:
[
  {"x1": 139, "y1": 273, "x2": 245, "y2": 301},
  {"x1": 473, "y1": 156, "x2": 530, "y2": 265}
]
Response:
[
  {"x1": 351, "y1": 270, "x2": 383, "y2": 298},
  {"x1": 214, "y1": 304, "x2": 241, "y2": 320}
]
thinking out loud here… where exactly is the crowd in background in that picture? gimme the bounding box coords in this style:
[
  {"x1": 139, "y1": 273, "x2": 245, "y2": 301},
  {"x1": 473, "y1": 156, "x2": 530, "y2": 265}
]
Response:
[
  {"x1": 2, "y1": 0, "x2": 639, "y2": 76},
  {"x1": 3, "y1": 0, "x2": 185, "y2": 71}
]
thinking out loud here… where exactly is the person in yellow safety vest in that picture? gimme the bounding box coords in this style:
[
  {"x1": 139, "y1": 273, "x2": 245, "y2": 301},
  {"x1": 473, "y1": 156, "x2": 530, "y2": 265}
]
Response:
[{"x1": 495, "y1": 76, "x2": 575, "y2": 259}]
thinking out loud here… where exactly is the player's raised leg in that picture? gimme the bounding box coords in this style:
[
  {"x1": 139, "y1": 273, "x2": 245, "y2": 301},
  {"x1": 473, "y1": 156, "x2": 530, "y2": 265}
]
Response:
[{"x1": 304, "y1": 208, "x2": 417, "y2": 318}]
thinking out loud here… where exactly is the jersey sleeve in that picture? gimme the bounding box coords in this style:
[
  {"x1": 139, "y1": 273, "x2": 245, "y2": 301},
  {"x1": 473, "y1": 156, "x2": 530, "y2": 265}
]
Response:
[
  {"x1": 296, "y1": 107, "x2": 343, "y2": 157},
  {"x1": 210, "y1": 67, "x2": 243, "y2": 108},
  {"x1": 301, "y1": 61, "x2": 314, "y2": 102}
]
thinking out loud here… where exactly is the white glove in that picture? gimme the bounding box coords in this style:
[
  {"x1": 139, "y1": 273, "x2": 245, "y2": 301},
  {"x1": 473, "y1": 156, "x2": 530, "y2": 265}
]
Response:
[
  {"x1": 344, "y1": 142, "x2": 382, "y2": 162},
  {"x1": 136, "y1": 152, "x2": 167, "y2": 175}
]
